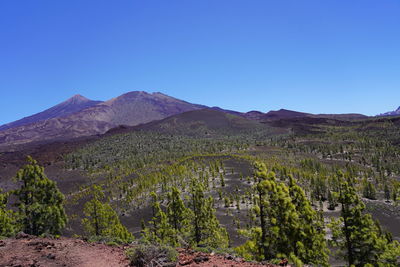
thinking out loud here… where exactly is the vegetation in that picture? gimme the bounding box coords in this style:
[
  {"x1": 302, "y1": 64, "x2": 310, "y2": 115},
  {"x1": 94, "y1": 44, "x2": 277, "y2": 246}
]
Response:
[
  {"x1": 82, "y1": 185, "x2": 133, "y2": 243},
  {"x1": 126, "y1": 243, "x2": 178, "y2": 267},
  {"x1": 3, "y1": 115, "x2": 400, "y2": 265},
  {"x1": 187, "y1": 180, "x2": 229, "y2": 248},
  {"x1": 142, "y1": 182, "x2": 229, "y2": 248},
  {"x1": 235, "y1": 162, "x2": 329, "y2": 266},
  {"x1": 0, "y1": 190, "x2": 15, "y2": 237},
  {"x1": 13, "y1": 156, "x2": 67, "y2": 236},
  {"x1": 64, "y1": 131, "x2": 269, "y2": 174},
  {"x1": 330, "y1": 180, "x2": 400, "y2": 267}
]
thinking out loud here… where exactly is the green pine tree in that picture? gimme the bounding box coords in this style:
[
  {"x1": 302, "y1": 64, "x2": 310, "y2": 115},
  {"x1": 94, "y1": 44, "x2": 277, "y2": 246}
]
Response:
[
  {"x1": 82, "y1": 185, "x2": 133, "y2": 243},
  {"x1": 166, "y1": 187, "x2": 189, "y2": 233},
  {"x1": 142, "y1": 191, "x2": 177, "y2": 246},
  {"x1": 188, "y1": 180, "x2": 229, "y2": 248},
  {"x1": 330, "y1": 181, "x2": 400, "y2": 266},
  {"x1": 0, "y1": 189, "x2": 15, "y2": 237},
  {"x1": 362, "y1": 180, "x2": 377, "y2": 200},
  {"x1": 328, "y1": 190, "x2": 338, "y2": 210},
  {"x1": 384, "y1": 184, "x2": 391, "y2": 202},
  {"x1": 236, "y1": 162, "x2": 329, "y2": 266},
  {"x1": 288, "y1": 175, "x2": 329, "y2": 266},
  {"x1": 13, "y1": 156, "x2": 67, "y2": 236}
]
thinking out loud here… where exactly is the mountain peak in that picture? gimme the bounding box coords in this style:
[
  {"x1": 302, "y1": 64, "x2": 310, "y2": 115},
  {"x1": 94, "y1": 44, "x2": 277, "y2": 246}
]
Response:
[
  {"x1": 0, "y1": 94, "x2": 101, "y2": 131},
  {"x1": 66, "y1": 94, "x2": 90, "y2": 103},
  {"x1": 0, "y1": 90, "x2": 205, "y2": 146},
  {"x1": 378, "y1": 106, "x2": 400, "y2": 117}
]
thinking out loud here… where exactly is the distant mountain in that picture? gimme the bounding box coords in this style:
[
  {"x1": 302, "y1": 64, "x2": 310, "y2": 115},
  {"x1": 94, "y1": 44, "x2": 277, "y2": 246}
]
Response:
[
  {"x1": 243, "y1": 109, "x2": 366, "y2": 122},
  {"x1": 135, "y1": 108, "x2": 270, "y2": 137},
  {"x1": 242, "y1": 111, "x2": 265, "y2": 121},
  {"x1": 313, "y1": 113, "x2": 367, "y2": 120},
  {"x1": 261, "y1": 109, "x2": 311, "y2": 121},
  {"x1": 378, "y1": 107, "x2": 400, "y2": 117},
  {"x1": 0, "y1": 91, "x2": 205, "y2": 148},
  {"x1": 0, "y1": 90, "x2": 370, "y2": 149},
  {"x1": 0, "y1": 94, "x2": 102, "y2": 131},
  {"x1": 210, "y1": 106, "x2": 244, "y2": 117}
]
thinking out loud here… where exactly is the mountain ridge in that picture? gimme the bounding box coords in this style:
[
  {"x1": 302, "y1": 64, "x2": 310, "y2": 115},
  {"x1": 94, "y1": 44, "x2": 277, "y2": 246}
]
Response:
[
  {"x1": 0, "y1": 91, "x2": 205, "y2": 148},
  {"x1": 378, "y1": 106, "x2": 400, "y2": 117},
  {"x1": 0, "y1": 91, "x2": 372, "y2": 149},
  {"x1": 0, "y1": 94, "x2": 102, "y2": 131}
]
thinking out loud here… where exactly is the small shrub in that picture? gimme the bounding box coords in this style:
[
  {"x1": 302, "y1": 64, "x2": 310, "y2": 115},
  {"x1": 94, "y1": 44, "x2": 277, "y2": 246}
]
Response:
[
  {"x1": 88, "y1": 235, "x2": 128, "y2": 245},
  {"x1": 126, "y1": 244, "x2": 178, "y2": 267}
]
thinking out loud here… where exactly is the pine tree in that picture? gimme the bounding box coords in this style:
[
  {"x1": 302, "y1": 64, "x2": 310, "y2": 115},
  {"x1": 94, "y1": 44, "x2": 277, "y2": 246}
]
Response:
[
  {"x1": 13, "y1": 156, "x2": 67, "y2": 236},
  {"x1": 288, "y1": 175, "x2": 329, "y2": 266},
  {"x1": 363, "y1": 180, "x2": 377, "y2": 200},
  {"x1": 0, "y1": 189, "x2": 15, "y2": 237},
  {"x1": 188, "y1": 180, "x2": 229, "y2": 248},
  {"x1": 82, "y1": 185, "x2": 133, "y2": 243},
  {"x1": 384, "y1": 184, "x2": 391, "y2": 202},
  {"x1": 142, "y1": 191, "x2": 177, "y2": 246},
  {"x1": 330, "y1": 181, "x2": 400, "y2": 266},
  {"x1": 328, "y1": 190, "x2": 338, "y2": 210},
  {"x1": 236, "y1": 162, "x2": 329, "y2": 266},
  {"x1": 166, "y1": 187, "x2": 189, "y2": 233}
]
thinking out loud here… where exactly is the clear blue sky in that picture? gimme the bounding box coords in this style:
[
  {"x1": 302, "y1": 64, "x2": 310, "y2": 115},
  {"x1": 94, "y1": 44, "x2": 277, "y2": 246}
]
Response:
[{"x1": 1, "y1": 0, "x2": 400, "y2": 125}]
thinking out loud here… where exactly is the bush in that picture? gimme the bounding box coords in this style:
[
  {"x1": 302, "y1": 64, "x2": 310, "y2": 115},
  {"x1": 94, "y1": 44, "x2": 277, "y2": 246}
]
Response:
[
  {"x1": 87, "y1": 235, "x2": 129, "y2": 245},
  {"x1": 126, "y1": 244, "x2": 178, "y2": 267}
]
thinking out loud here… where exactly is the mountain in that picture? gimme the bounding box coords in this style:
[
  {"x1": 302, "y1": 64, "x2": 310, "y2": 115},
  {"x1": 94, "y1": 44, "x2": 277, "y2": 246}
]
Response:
[
  {"x1": 313, "y1": 113, "x2": 367, "y2": 120},
  {"x1": 245, "y1": 109, "x2": 366, "y2": 122},
  {"x1": 210, "y1": 106, "x2": 244, "y2": 117},
  {"x1": 88, "y1": 91, "x2": 207, "y2": 126},
  {"x1": 243, "y1": 111, "x2": 265, "y2": 121},
  {"x1": 0, "y1": 94, "x2": 102, "y2": 131},
  {"x1": 261, "y1": 109, "x2": 311, "y2": 121},
  {"x1": 134, "y1": 108, "x2": 270, "y2": 137},
  {"x1": 378, "y1": 107, "x2": 400, "y2": 117},
  {"x1": 0, "y1": 91, "x2": 205, "y2": 148}
]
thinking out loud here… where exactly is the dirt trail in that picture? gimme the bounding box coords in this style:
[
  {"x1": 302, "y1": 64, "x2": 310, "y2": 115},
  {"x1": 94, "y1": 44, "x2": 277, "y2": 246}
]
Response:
[
  {"x1": 177, "y1": 249, "x2": 280, "y2": 267},
  {"x1": 0, "y1": 236, "x2": 129, "y2": 267},
  {"x1": 0, "y1": 235, "x2": 282, "y2": 267}
]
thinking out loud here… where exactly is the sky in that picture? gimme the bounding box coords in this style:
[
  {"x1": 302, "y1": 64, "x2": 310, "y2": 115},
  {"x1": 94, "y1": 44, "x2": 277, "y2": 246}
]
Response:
[{"x1": 1, "y1": 0, "x2": 400, "y2": 125}]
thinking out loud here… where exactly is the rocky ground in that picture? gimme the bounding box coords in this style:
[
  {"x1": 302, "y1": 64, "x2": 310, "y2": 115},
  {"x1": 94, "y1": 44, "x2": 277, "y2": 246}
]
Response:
[
  {"x1": 0, "y1": 235, "x2": 283, "y2": 267},
  {"x1": 0, "y1": 234, "x2": 129, "y2": 267},
  {"x1": 176, "y1": 249, "x2": 280, "y2": 267}
]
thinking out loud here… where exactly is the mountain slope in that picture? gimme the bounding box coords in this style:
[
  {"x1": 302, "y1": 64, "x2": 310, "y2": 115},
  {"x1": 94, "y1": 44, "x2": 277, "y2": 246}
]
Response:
[
  {"x1": 378, "y1": 106, "x2": 400, "y2": 117},
  {"x1": 0, "y1": 91, "x2": 206, "y2": 148},
  {"x1": 247, "y1": 109, "x2": 366, "y2": 122},
  {"x1": 49, "y1": 91, "x2": 206, "y2": 130},
  {"x1": 135, "y1": 108, "x2": 276, "y2": 137},
  {"x1": 0, "y1": 94, "x2": 102, "y2": 131},
  {"x1": 261, "y1": 109, "x2": 311, "y2": 121}
]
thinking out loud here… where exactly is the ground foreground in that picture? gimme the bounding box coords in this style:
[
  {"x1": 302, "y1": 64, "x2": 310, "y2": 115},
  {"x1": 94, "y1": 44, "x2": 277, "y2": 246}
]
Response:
[
  {"x1": 0, "y1": 235, "x2": 129, "y2": 267},
  {"x1": 0, "y1": 235, "x2": 281, "y2": 267}
]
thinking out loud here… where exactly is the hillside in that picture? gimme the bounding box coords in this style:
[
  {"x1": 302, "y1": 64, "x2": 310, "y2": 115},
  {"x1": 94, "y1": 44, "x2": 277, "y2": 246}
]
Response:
[
  {"x1": 0, "y1": 91, "x2": 205, "y2": 148},
  {"x1": 136, "y1": 108, "x2": 276, "y2": 137},
  {"x1": 379, "y1": 106, "x2": 400, "y2": 117},
  {"x1": 1, "y1": 107, "x2": 400, "y2": 266},
  {"x1": 0, "y1": 94, "x2": 102, "y2": 131}
]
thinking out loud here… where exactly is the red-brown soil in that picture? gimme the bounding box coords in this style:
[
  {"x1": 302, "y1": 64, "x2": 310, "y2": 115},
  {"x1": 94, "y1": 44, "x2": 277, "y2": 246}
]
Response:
[
  {"x1": 176, "y1": 249, "x2": 281, "y2": 267},
  {"x1": 0, "y1": 235, "x2": 282, "y2": 267},
  {"x1": 0, "y1": 235, "x2": 130, "y2": 267}
]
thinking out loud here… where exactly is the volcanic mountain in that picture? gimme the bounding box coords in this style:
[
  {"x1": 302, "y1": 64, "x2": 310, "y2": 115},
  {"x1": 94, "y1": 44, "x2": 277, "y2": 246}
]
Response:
[
  {"x1": 0, "y1": 94, "x2": 102, "y2": 131},
  {"x1": 0, "y1": 91, "x2": 205, "y2": 148},
  {"x1": 249, "y1": 109, "x2": 366, "y2": 122},
  {"x1": 134, "y1": 108, "x2": 273, "y2": 137},
  {"x1": 378, "y1": 106, "x2": 400, "y2": 117}
]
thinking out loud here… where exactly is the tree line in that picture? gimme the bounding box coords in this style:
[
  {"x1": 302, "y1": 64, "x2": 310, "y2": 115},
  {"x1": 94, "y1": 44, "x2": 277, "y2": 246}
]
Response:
[{"x1": 1, "y1": 157, "x2": 399, "y2": 266}]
